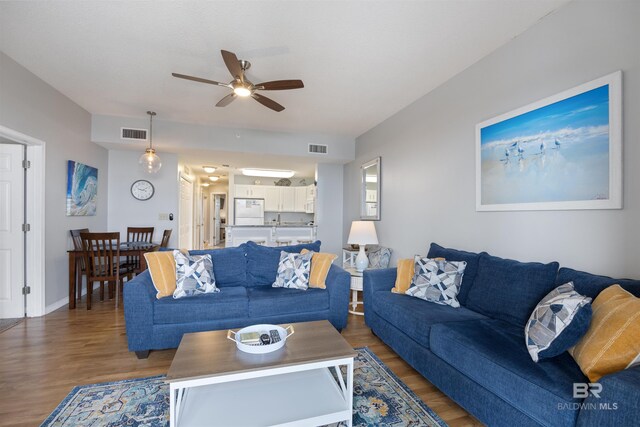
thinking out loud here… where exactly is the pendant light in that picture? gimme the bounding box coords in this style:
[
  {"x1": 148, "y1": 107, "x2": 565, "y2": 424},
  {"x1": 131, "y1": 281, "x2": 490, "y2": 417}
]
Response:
[{"x1": 139, "y1": 111, "x2": 162, "y2": 174}]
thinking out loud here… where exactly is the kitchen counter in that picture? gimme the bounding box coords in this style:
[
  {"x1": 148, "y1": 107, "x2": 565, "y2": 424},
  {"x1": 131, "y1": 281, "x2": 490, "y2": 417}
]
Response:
[
  {"x1": 226, "y1": 224, "x2": 315, "y2": 228},
  {"x1": 225, "y1": 224, "x2": 317, "y2": 247}
]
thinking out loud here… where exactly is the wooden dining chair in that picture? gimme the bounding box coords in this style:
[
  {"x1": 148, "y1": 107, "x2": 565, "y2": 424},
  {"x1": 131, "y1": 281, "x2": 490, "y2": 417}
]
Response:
[
  {"x1": 80, "y1": 232, "x2": 132, "y2": 309},
  {"x1": 70, "y1": 228, "x2": 89, "y2": 303},
  {"x1": 126, "y1": 227, "x2": 154, "y2": 274},
  {"x1": 160, "y1": 229, "x2": 172, "y2": 248}
]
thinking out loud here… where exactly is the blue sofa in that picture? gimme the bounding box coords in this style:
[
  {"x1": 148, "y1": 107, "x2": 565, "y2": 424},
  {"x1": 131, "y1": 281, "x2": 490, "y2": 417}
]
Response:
[
  {"x1": 364, "y1": 243, "x2": 640, "y2": 427},
  {"x1": 124, "y1": 241, "x2": 350, "y2": 358}
]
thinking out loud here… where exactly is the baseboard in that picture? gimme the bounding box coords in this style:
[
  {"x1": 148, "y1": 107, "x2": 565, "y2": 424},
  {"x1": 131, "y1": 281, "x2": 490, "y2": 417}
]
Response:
[{"x1": 44, "y1": 283, "x2": 101, "y2": 314}]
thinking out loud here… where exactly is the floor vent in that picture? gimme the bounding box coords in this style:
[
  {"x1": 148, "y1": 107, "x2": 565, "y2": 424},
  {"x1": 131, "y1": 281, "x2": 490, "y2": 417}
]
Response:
[
  {"x1": 308, "y1": 144, "x2": 328, "y2": 154},
  {"x1": 121, "y1": 128, "x2": 148, "y2": 141}
]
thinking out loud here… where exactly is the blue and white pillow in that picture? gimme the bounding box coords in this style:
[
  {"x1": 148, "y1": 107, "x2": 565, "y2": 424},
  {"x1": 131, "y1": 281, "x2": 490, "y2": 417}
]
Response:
[
  {"x1": 405, "y1": 256, "x2": 466, "y2": 308},
  {"x1": 173, "y1": 250, "x2": 219, "y2": 299},
  {"x1": 525, "y1": 282, "x2": 592, "y2": 362},
  {"x1": 272, "y1": 251, "x2": 313, "y2": 290}
]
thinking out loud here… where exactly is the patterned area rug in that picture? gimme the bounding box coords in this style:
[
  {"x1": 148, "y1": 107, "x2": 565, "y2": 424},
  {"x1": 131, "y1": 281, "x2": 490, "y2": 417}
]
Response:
[{"x1": 42, "y1": 347, "x2": 447, "y2": 426}]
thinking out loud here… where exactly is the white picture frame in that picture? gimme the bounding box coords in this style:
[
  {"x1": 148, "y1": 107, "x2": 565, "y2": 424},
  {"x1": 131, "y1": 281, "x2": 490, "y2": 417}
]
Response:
[{"x1": 476, "y1": 71, "x2": 622, "y2": 212}]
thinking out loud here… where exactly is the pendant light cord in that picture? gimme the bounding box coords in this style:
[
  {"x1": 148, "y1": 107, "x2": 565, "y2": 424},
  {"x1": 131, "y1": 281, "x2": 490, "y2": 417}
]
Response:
[{"x1": 147, "y1": 111, "x2": 156, "y2": 150}]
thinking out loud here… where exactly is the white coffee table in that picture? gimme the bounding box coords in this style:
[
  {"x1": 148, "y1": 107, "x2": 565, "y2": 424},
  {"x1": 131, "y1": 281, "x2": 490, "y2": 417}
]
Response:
[{"x1": 165, "y1": 320, "x2": 357, "y2": 426}]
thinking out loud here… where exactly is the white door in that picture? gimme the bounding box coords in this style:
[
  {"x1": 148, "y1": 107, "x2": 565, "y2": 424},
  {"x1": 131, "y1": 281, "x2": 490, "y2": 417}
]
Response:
[
  {"x1": 0, "y1": 144, "x2": 25, "y2": 319},
  {"x1": 179, "y1": 175, "x2": 193, "y2": 249}
]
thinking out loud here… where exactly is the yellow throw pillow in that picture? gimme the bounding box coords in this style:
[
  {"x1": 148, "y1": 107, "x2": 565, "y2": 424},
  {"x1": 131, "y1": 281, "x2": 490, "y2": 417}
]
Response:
[
  {"x1": 570, "y1": 284, "x2": 640, "y2": 382},
  {"x1": 301, "y1": 249, "x2": 337, "y2": 289},
  {"x1": 144, "y1": 251, "x2": 177, "y2": 299},
  {"x1": 392, "y1": 259, "x2": 415, "y2": 294}
]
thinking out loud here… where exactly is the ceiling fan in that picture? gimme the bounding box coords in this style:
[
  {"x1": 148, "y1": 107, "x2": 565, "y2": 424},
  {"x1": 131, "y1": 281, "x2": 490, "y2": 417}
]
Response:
[{"x1": 172, "y1": 50, "x2": 304, "y2": 112}]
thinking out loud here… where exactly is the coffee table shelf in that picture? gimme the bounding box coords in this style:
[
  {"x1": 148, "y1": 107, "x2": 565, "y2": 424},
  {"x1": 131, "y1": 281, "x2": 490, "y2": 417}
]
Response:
[
  {"x1": 166, "y1": 321, "x2": 357, "y2": 427},
  {"x1": 177, "y1": 367, "x2": 350, "y2": 426}
]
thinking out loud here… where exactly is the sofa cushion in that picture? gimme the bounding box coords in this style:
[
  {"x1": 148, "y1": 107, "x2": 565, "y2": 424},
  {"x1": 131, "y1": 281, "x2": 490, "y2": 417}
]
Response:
[
  {"x1": 245, "y1": 240, "x2": 321, "y2": 287},
  {"x1": 371, "y1": 290, "x2": 487, "y2": 348},
  {"x1": 189, "y1": 245, "x2": 247, "y2": 287},
  {"x1": 430, "y1": 319, "x2": 586, "y2": 426},
  {"x1": 153, "y1": 286, "x2": 248, "y2": 324},
  {"x1": 556, "y1": 267, "x2": 640, "y2": 299},
  {"x1": 426, "y1": 243, "x2": 483, "y2": 305},
  {"x1": 247, "y1": 287, "x2": 329, "y2": 317},
  {"x1": 405, "y1": 257, "x2": 466, "y2": 308},
  {"x1": 466, "y1": 253, "x2": 559, "y2": 327}
]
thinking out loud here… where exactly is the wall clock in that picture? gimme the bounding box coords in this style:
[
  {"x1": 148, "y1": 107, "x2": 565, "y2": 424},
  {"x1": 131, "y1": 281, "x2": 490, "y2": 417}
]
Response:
[{"x1": 131, "y1": 179, "x2": 155, "y2": 201}]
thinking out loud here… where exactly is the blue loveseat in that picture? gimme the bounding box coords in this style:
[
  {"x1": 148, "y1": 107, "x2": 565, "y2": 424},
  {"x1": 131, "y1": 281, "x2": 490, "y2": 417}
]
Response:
[
  {"x1": 364, "y1": 243, "x2": 640, "y2": 427},
  {"x1": 124, "y1": 241, "x2": 350, "y2": 358}
]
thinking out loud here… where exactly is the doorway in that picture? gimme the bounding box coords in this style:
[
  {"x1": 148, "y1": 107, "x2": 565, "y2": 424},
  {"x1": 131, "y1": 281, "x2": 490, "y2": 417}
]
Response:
[
  {"x1": 0, "y1": 125, "x2": 45, "y2": 318},
  {"x1": 211, "y1": 193, "x2": 226, "y2": 247}
]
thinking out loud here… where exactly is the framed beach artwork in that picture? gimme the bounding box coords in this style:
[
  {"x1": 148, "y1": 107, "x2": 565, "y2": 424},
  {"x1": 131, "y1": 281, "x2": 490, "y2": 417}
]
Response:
[
  {"x1": 476, "y1": 71, "x2": 622, "y2": 211},
  {"x1": 66, "y1": 160, "x2": 98, "y2": 216}
]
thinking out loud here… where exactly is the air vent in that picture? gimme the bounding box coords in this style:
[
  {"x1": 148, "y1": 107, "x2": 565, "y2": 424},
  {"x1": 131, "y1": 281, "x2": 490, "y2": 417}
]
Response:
[
  {"x1": 121, "y1": 127, "x2": 148, "y2": 141},
  {"x1": 308, "y1": 144, "x2": 328, "y2": 154}
]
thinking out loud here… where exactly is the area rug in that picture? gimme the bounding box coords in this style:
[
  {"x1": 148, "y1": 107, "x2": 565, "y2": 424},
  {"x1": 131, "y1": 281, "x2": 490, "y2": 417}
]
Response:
[
  {"x1": 42, "y1": 347, "x2": 447, "y2": 427},
  {"x1": 0, "y1": 317, "x2": 23, "y2": 333}
]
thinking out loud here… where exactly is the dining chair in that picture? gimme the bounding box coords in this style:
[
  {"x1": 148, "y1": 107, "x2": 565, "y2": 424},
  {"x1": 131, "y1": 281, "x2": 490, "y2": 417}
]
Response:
[
  {"x1": 80, "y1": 232, "x2": 132, "y2": 309},
  {"x1": 160, "y1": 229, "x2": 172, "y2": 248},
  {"x1": 126, "y1": 227, "x2": 154, "y2": 274},
  {"x1": 70, "y1": 228, "x2": 89, "y2": 303}
]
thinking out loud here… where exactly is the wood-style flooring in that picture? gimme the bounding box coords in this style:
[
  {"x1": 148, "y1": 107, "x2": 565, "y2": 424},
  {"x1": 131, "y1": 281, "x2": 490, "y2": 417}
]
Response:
[{"x1": 0, "y1": 295, "x2": 481, "y2": 427}]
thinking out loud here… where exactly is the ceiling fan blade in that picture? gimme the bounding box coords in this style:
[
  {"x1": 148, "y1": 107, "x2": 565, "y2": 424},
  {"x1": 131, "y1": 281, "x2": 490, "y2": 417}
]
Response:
[
  {"x1": 221, "y1": 50, "x2": 243, "y2": 81},
  {"x1": 171, "y1": 73, "x2": 228, "y2": 87},
  {"x1": 215, "y1": 93, "x2": 237, "y2": 107},
  {"x1": 251, "y1": 93, "x2": 285, "y2": 112},
  {"x1": 255, "y1": 80, "x2": 304, "y2": 91}
]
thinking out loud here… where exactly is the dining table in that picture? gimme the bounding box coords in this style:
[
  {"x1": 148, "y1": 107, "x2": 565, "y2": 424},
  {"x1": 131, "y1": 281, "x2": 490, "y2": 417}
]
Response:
[{"x1": 67, "y1": 241, "x2": 159, "y2": 309}]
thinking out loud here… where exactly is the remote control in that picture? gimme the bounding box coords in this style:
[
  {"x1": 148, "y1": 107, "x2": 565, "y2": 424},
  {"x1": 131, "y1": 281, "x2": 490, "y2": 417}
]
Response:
[
  {"x1": 270, "y1": 329, "x2": 281, "y2": 343},
  {"x1": 260, "y1": 333, "x2": 271, "y2": 345}
]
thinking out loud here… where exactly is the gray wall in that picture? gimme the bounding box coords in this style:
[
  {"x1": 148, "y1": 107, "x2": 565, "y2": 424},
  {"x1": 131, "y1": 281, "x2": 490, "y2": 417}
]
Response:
[
  {"x1": 0, "y1": 52, "x2": 109, "y2": 307},
  {"x1": 316, "y1": 163, "x2": 344, "y2": 257},
  {"x1": 344, "y1": 1, "x2": 640, "y2": 278}
]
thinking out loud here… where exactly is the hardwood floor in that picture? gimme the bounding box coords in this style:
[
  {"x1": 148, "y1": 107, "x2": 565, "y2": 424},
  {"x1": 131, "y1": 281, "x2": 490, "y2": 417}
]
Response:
[{"x1": 0, "y1": 296, "x2": 481, "y2": 427}]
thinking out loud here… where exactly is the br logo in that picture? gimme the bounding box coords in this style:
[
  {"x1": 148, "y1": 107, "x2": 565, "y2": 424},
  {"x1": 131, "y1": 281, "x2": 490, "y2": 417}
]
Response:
[{"x1": 573, "y1": 383, "x2": 602, "y2": 398}]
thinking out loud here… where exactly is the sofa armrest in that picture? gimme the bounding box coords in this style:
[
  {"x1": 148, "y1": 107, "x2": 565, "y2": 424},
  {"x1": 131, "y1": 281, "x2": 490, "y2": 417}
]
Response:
[
  {"x1": 577, "y1": 365, "x2": 640, "y2": 426},
  {"x1": 363, "y1": 268, "x2": 397, "y2": 327},
  {"x1": 324, "y1": 264, "x2": 351, "y2": 330},
  {"x1": 123, "y1": 270, "x2": 156, "y2": 352}
]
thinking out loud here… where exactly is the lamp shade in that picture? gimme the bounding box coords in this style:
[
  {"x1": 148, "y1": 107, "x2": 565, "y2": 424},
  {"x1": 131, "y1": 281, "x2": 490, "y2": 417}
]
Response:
[{"x1": 348, "y1": 221, "x2": 378, "y2": 245}]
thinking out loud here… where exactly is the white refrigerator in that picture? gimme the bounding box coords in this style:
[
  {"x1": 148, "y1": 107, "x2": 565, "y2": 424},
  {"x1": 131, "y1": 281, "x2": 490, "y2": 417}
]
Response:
[{"x1": 234, "y1": 198, "x2": 265, "y2": 225}]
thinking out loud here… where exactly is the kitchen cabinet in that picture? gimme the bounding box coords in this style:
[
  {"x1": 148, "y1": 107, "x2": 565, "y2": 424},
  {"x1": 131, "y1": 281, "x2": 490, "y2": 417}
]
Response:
[
  {"x1": 235, "y1": 184, "x2": 266, "y2": 198},
  {"x1": 294, "y1": 187, "x2": 308, "y2": 212},
  {"x1": 280, "y1": 187, "x2": 295, "y2": 212}
]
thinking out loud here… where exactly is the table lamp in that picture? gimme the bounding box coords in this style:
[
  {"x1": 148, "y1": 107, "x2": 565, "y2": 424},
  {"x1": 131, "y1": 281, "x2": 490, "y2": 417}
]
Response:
[{"x1": 348, "y1": 221, "x2": 379, "y2": 271}]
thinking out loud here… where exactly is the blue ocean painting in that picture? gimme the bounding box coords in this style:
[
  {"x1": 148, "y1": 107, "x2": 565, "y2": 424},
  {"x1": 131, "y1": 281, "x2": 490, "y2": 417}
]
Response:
[
  {"x1": 480, "y1": 85, "x2": 610, "y2": 205},
  {"x1": 66, "y1": 160, "x2": 98, "y2": 216}
]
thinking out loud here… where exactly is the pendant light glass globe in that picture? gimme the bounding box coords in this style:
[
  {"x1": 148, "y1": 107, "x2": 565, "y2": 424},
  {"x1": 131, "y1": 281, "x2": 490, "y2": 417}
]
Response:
[{"x1": 139, "y1": 148, "x2": 162, "y2": 174}]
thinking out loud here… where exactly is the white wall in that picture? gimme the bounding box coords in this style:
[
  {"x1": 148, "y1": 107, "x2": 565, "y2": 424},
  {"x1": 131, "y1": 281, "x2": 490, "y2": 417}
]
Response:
[
  {"x1": 107, "y1": 150, "x2": 179, "y2": 247},
  {"x1": 316, "y1": 163, "x2": 344, "y2": 257},
  {"x1": 0, "y1": 51, "x2": 109, "y2": 307},
  {"x1": 344, "y1": 1, "x2": 640, "y2": 278}
]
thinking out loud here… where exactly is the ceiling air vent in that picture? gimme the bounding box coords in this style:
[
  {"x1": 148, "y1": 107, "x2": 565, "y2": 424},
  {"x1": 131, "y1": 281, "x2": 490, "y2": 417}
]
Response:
[
  {"x1": 308, "y1": 144, "x2": 328, "y2": 154},
  {"x1": 121, "y1": 127, "x2": 148, "y2": 141}
]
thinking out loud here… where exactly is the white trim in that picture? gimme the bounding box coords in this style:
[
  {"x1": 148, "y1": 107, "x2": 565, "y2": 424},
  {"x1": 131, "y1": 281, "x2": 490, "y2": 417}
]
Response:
[
  {"x1": 0, "y1": 125, "x2": 47, "y2": 317},
  {"x1": 476, "y1": 70, "x2": 623, "y2": 212},
  {"x1": 45, "y1": 283, "x2": 101, "y2": 314}
]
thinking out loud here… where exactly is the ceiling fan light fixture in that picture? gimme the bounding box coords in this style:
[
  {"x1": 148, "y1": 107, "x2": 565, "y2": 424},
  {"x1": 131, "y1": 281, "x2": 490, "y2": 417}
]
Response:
[
  {"x1": 203, "y1": 166, "x2": 216, "y2": 173},
  {"x1": 233, "y1": 85, "x2": 252, "y2": 97},
  {"x1": 241, "y1": 168, "x2": 295, "y2": 178}
]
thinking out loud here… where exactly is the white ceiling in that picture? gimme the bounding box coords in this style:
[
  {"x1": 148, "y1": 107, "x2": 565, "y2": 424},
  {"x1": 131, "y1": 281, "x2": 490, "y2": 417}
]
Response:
[{"x1": 0, "y1": 1, "x2": 568, "y2": 138}]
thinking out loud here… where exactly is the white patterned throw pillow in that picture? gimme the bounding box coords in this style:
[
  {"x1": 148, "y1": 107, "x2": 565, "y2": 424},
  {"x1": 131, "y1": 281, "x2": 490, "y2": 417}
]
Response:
[
  {"x1": 173, "y1": 250, "x2": 219, "y2": 299},
  {"x1": 272, "y1": 251, "x2": 313, "y2": 290},
  {"x1": 405, "y1": 256, "x2": 466, "y2": 308},
  {"x1": 525, "y1": 282, "x2": 592, "y2": 362}
]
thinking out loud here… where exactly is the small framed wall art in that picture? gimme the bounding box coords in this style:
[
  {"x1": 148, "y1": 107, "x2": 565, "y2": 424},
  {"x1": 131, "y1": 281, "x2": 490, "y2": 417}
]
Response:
[{"x1": 66, "y1": 160, "x2": 98, "y2": 216}]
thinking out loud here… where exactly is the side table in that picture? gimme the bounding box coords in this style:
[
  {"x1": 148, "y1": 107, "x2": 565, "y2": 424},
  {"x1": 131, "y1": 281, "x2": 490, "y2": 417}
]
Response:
[{"x1": 345, "y1": 267, "x2": 364, "y2": 316}]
